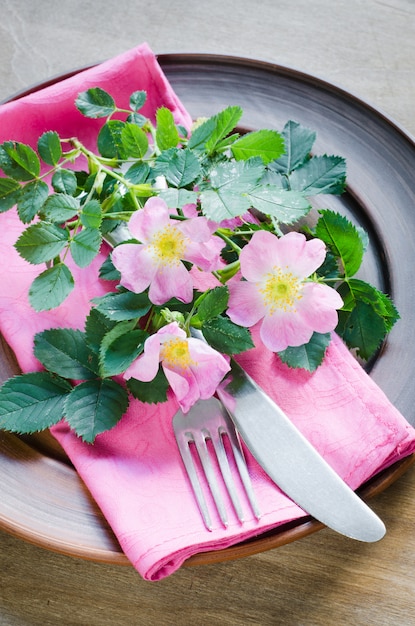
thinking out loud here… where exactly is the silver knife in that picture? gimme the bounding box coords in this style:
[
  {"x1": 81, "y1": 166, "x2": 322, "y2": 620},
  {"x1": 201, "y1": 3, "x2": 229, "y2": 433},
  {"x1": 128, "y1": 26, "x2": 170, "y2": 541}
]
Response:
[
  {"x1": 215, "y1": 356, "x2": 386, "y2": 542},
  {"x1": 104, "y1": 228, "x2": 386, "y2": 542}
]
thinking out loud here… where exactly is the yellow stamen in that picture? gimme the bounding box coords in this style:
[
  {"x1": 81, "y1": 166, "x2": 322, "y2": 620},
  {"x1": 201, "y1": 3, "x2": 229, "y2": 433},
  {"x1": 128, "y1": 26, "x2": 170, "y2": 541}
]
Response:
[
  {"x1": 259, "y1": 267, "x2": 303, "y2": 314},
  {"x1": 160, "y1": 337, "x2": 195, "y2": 370},
  {"x1": 150, "y1": 224, "x2": 186, "y2": 265}
]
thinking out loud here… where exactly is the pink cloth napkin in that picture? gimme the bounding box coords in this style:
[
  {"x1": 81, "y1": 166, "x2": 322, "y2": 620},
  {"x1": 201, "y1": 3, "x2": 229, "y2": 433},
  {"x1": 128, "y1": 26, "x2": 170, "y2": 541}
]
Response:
[{"x1": 1, "y1": 43, "x2": 415, "y2": 581}]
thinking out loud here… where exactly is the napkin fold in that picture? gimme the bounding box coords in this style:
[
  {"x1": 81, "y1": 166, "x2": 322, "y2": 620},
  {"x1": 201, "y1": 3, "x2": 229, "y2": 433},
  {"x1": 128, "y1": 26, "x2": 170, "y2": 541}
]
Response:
[{"x1": 1, "y1": 43, "x2": 415, "y2": 581}]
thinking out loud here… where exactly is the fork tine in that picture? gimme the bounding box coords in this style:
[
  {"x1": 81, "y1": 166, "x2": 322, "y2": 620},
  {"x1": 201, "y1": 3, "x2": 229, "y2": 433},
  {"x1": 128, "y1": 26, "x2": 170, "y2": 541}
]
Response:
[
  {"x1": 173, "y1": 398, "x2": 260, "y2": 530},
  {"x1": 174, "y1": 401, "x2": 229, "y2": 529},
  {"x1": 217, "y1": 410, "x2": 262, "y2": 521},
  {"x1": 175, "y1": 428, "x2": 214, "y2": 531},
  {"x1": 193, "y1": 428, "x2": 229, "y2": 528},
  {"x1": 210, "y1": 420, "x2": 245, "y2": 522}
]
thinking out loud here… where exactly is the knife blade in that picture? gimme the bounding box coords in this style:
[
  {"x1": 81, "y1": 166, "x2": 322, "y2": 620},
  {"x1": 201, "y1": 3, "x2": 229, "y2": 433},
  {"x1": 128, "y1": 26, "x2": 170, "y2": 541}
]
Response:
[
  {"x1": 104, "y1": 227, "x2": 385, "y2": 542},
  {"x1": 215, "y1": 356, "x2": 386, "y2": 542}
]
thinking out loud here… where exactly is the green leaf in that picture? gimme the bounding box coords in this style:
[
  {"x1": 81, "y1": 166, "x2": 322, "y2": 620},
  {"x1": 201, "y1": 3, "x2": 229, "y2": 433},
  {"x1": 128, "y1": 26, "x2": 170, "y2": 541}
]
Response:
[
  {"x1": 208, "y1": 158, "x2": 264, "y2": 192},
  {"x1": 373, "y1": 290, "x2": 400, "y2": 332},
  {"x1": 16, "y1": 180, "x2": 49, "y2": 222},
  {"x1": 121, "y1": 122, "x2": 149, "y2": 158},
  {"x1": 187, "y1": 116, "x2": 217, "y2": 152},
  {"x1": 5, "y1": 141, "x2": 40, "y2": 178},
  {"x1": 338, "y1": 279, "x2": 376, "y2": 312},
  {"x1": 195, "y1": 286, "x2": 229, "y2": 322},
  {"x1": 0, "y1": 177, "x2": 21, "y2": 212},
  {"x1": 213, "y1": 132, "x2": 240, "y2": 153},
  {"x1": 34, "y1": 328, "x2": 99, "y2": 379},
  {"x1": 0, "y1": 372, "x2": 72, "y2": 434},
  {"x1": 37, "y1": 131, "x2": 62, "y2": 166},
  {"x1": 200, "y1": 188, "x2": 251, "y2": 222},
  {"x1": 336, "y1": 300, "x2": 387, "y2": 360},
  {"x1": 289, "y1": 155, "x2": 346, "y2": 195},
  {"x1": 357, "y1": 226, "x2": 369, "y2": 253},
  {"x1": 92, "y1": 290, "x2": 151, "y2": 321},
  {"x1": 99, "y1": 328, "x2": 148, "y2": 377},
  {"x1": 129, "y1": 90, "x2": 147, "y2": 111},
  {"x1": 127, "y1": 367, "x2": 169, "y2": 404},
  {"x1": 166, "y1": 149, "x2": 201, "y2": 188},
  {"x1": 315, "y1": 210, "x2": 364, "y2": 277},
  {"x1": 278, "y1": 332, "x2": 331, "y2": 372},
  {"x1": 205, "y1": 106, "x2": 243, "y2": 155},
  {"x1": 51, "y1": 169, "x2": 78, "y2": 195},
  {"x1": 84, "y1": 308, "x2": 117, "y2": 353},
  {"x1": 260, "y1": 168, "x2": 287, "y2": 188},
  {"x1": 97, "y1": 120, "x2": 127, "y2": 159},
  {"x1": 155, "y1": 148, "x2": 201, "y2": 188},
  {"x1": 0, "y1": 141, "x2": 40, "y2": 180},
  {"x1": 156, "y1": 107, "x2": 180, "y2": 151},
  {"x1": 75, "y1": 87, "x2": 116, "y2": 119},
  {"x1": 124, "y1": 161, "x2": 150, "y2": 184},
  {"x1": 177, "y1": 124, "x2": 189, "y2": 139},
  {"x1": 247, "y1": 185, "x2": 311, "y2": 223},
  {"x1": 98, "y1": 319, "x2": 137, "y2": 374},
  {"x1": 70, "y1": 228, "x2": 102, "y2": 268},
  {"x1": 64, "y1": 379, "x2": 129, "y2": 443},
  {"x1": 15, "y1": 222, "x2": 69, "y2": 264},
  {"x1": 29, "y1": 263, "x2": 74, "y2": 311},
  {"x1": 231, "y1": 129, "x2": 285, "y2": 164},
  {"x1": 158, "y1": 188, "x2": 198, "y2": 209},
  {"x1": 80, "y1": 199, "x2": 102, "y2": 229},
  {"x1": 42, "y1": 193, "x2": 80, "y2": 222},
  {"x1": 127, "y1": 112, "x2": 147, "y2": 127},
  {"x1": 271, "y1": 121, "x2": 316, "y2": 174},
  {"x1": 99, "y1": 254, "x2": 121, "y2": 282},
  {"x1": 200, "y1": 159, "x2": 264, "y2": 222},
  {"x1": 337, "y1": 278, "x2": 399, "y2": 338},
  {"x1": 202, "y1": 317, "x2": 254, "y2": 355},
  {"x1": 316, "y1": 249, "x2": 340, "y2": 280}
]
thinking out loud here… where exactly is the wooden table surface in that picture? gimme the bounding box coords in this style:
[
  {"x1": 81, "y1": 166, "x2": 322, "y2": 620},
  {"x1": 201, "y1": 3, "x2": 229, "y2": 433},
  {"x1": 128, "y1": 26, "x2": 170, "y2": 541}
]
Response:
[{"x1": 1, "y1": 1, "x2": 415, "y2": 624}]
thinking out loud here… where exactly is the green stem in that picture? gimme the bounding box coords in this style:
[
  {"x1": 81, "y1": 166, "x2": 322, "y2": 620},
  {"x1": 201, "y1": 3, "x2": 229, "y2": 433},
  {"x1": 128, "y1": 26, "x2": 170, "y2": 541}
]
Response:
[
  {"x1": 215, "y1": 231, "x2": 242, "y2": 254},
  {"x1": 69, "y1": 138, "x2": 153, "y2": 212},
  {"x1": 216, "y1": 259, "x2": 241, "y2": 283}
]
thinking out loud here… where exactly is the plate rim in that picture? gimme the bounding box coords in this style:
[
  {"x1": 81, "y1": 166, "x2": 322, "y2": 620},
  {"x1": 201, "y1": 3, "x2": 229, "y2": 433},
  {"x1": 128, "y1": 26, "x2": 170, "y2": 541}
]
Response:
[{"x1": 1, "y1": 52, "x2": 414, "y2": 567}]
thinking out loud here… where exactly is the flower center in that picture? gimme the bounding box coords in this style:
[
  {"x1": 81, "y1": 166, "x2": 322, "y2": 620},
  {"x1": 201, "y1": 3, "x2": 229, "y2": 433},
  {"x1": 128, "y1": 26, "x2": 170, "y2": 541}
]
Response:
[
  {"x1": 160, "y1": 337, "x2": 194, "y2": 370},
  {"x1": 150, "y1": 224, "x2": 186, "y2": 265},
  {"x1": 259, "y1": 267, "x2": 303, "y2": 313}
]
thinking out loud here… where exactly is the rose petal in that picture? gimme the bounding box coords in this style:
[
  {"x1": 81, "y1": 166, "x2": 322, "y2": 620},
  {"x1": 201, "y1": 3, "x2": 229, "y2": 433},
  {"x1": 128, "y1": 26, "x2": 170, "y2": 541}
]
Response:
[
  {"x1": 227, "y1": 281, "x2": 266, "y2": 327},
  {"x1": 187, "y1": 338, "x2": 230, "y2": 398},
  {"x1": 111, "y1": 244, "x2": 156, "y2": 293},
  {"x1": 296, "y1": 283, "x2": 342, "y2": 333},
  {"x1": 184, "y1": 237, "x2": 223, "y2": 271},
  {"x1": 260, "y1": 310, "x2": 314, "y2": 352},
  {"x1": 124, "y1": 333, "x2": 161, "y2": 381},
  {"x1": 179, "y1": 216, "x2": 213, "y2": 242},
  {"x1": 162, "y1": 366, "x2": 195, "y2": 413},
  {"x1": 276, "y1": 232, "x2": 326, "y2": 277},
  {"x1": 128, "y1": 197, "x2": 170, "y2": 243},
  {"x1": 239, "y1": 230, "x2": 280, "y2": 281},
  {"x1": 149, "y1": 262, "x2": 193, "y2": 304}
]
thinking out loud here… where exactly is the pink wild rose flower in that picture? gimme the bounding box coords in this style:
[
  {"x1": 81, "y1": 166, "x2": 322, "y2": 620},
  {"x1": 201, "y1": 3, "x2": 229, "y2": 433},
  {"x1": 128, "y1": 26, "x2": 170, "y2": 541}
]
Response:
[
  {"x1": 123, "y1": 322, "x2": 230, "y2": 412},
  {"x1": 111, "y1": 197, "x2": 224, "y2": 305},
  {"x1": 227, "y1": 230, "x2": 343, "y2": 352}
]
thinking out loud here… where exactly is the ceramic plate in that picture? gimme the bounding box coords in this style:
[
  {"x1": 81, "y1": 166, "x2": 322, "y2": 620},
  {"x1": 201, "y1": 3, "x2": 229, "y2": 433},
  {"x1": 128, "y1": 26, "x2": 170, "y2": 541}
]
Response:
[{"x1": 1, "y1": 54, "x2": 414, "y2": 566}]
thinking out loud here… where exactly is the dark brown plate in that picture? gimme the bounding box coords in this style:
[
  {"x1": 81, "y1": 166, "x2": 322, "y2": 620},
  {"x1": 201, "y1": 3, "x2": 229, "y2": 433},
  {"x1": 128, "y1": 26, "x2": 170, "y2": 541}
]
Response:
[{"x1": 1, "y1": 54, "x2": 414, "y2": 567}]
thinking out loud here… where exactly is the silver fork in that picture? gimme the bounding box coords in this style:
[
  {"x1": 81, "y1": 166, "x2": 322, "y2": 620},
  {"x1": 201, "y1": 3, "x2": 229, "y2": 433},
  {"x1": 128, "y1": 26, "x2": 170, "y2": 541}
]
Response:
[{"x1": 173, "y1": 397, "x2": 261, "y2": 531}]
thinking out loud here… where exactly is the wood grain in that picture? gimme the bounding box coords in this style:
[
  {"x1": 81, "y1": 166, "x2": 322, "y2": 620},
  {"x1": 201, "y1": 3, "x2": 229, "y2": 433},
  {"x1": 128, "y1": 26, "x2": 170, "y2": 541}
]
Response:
[{"x1": 1, "y1": 466, "x2": 415, "y2": 626}]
